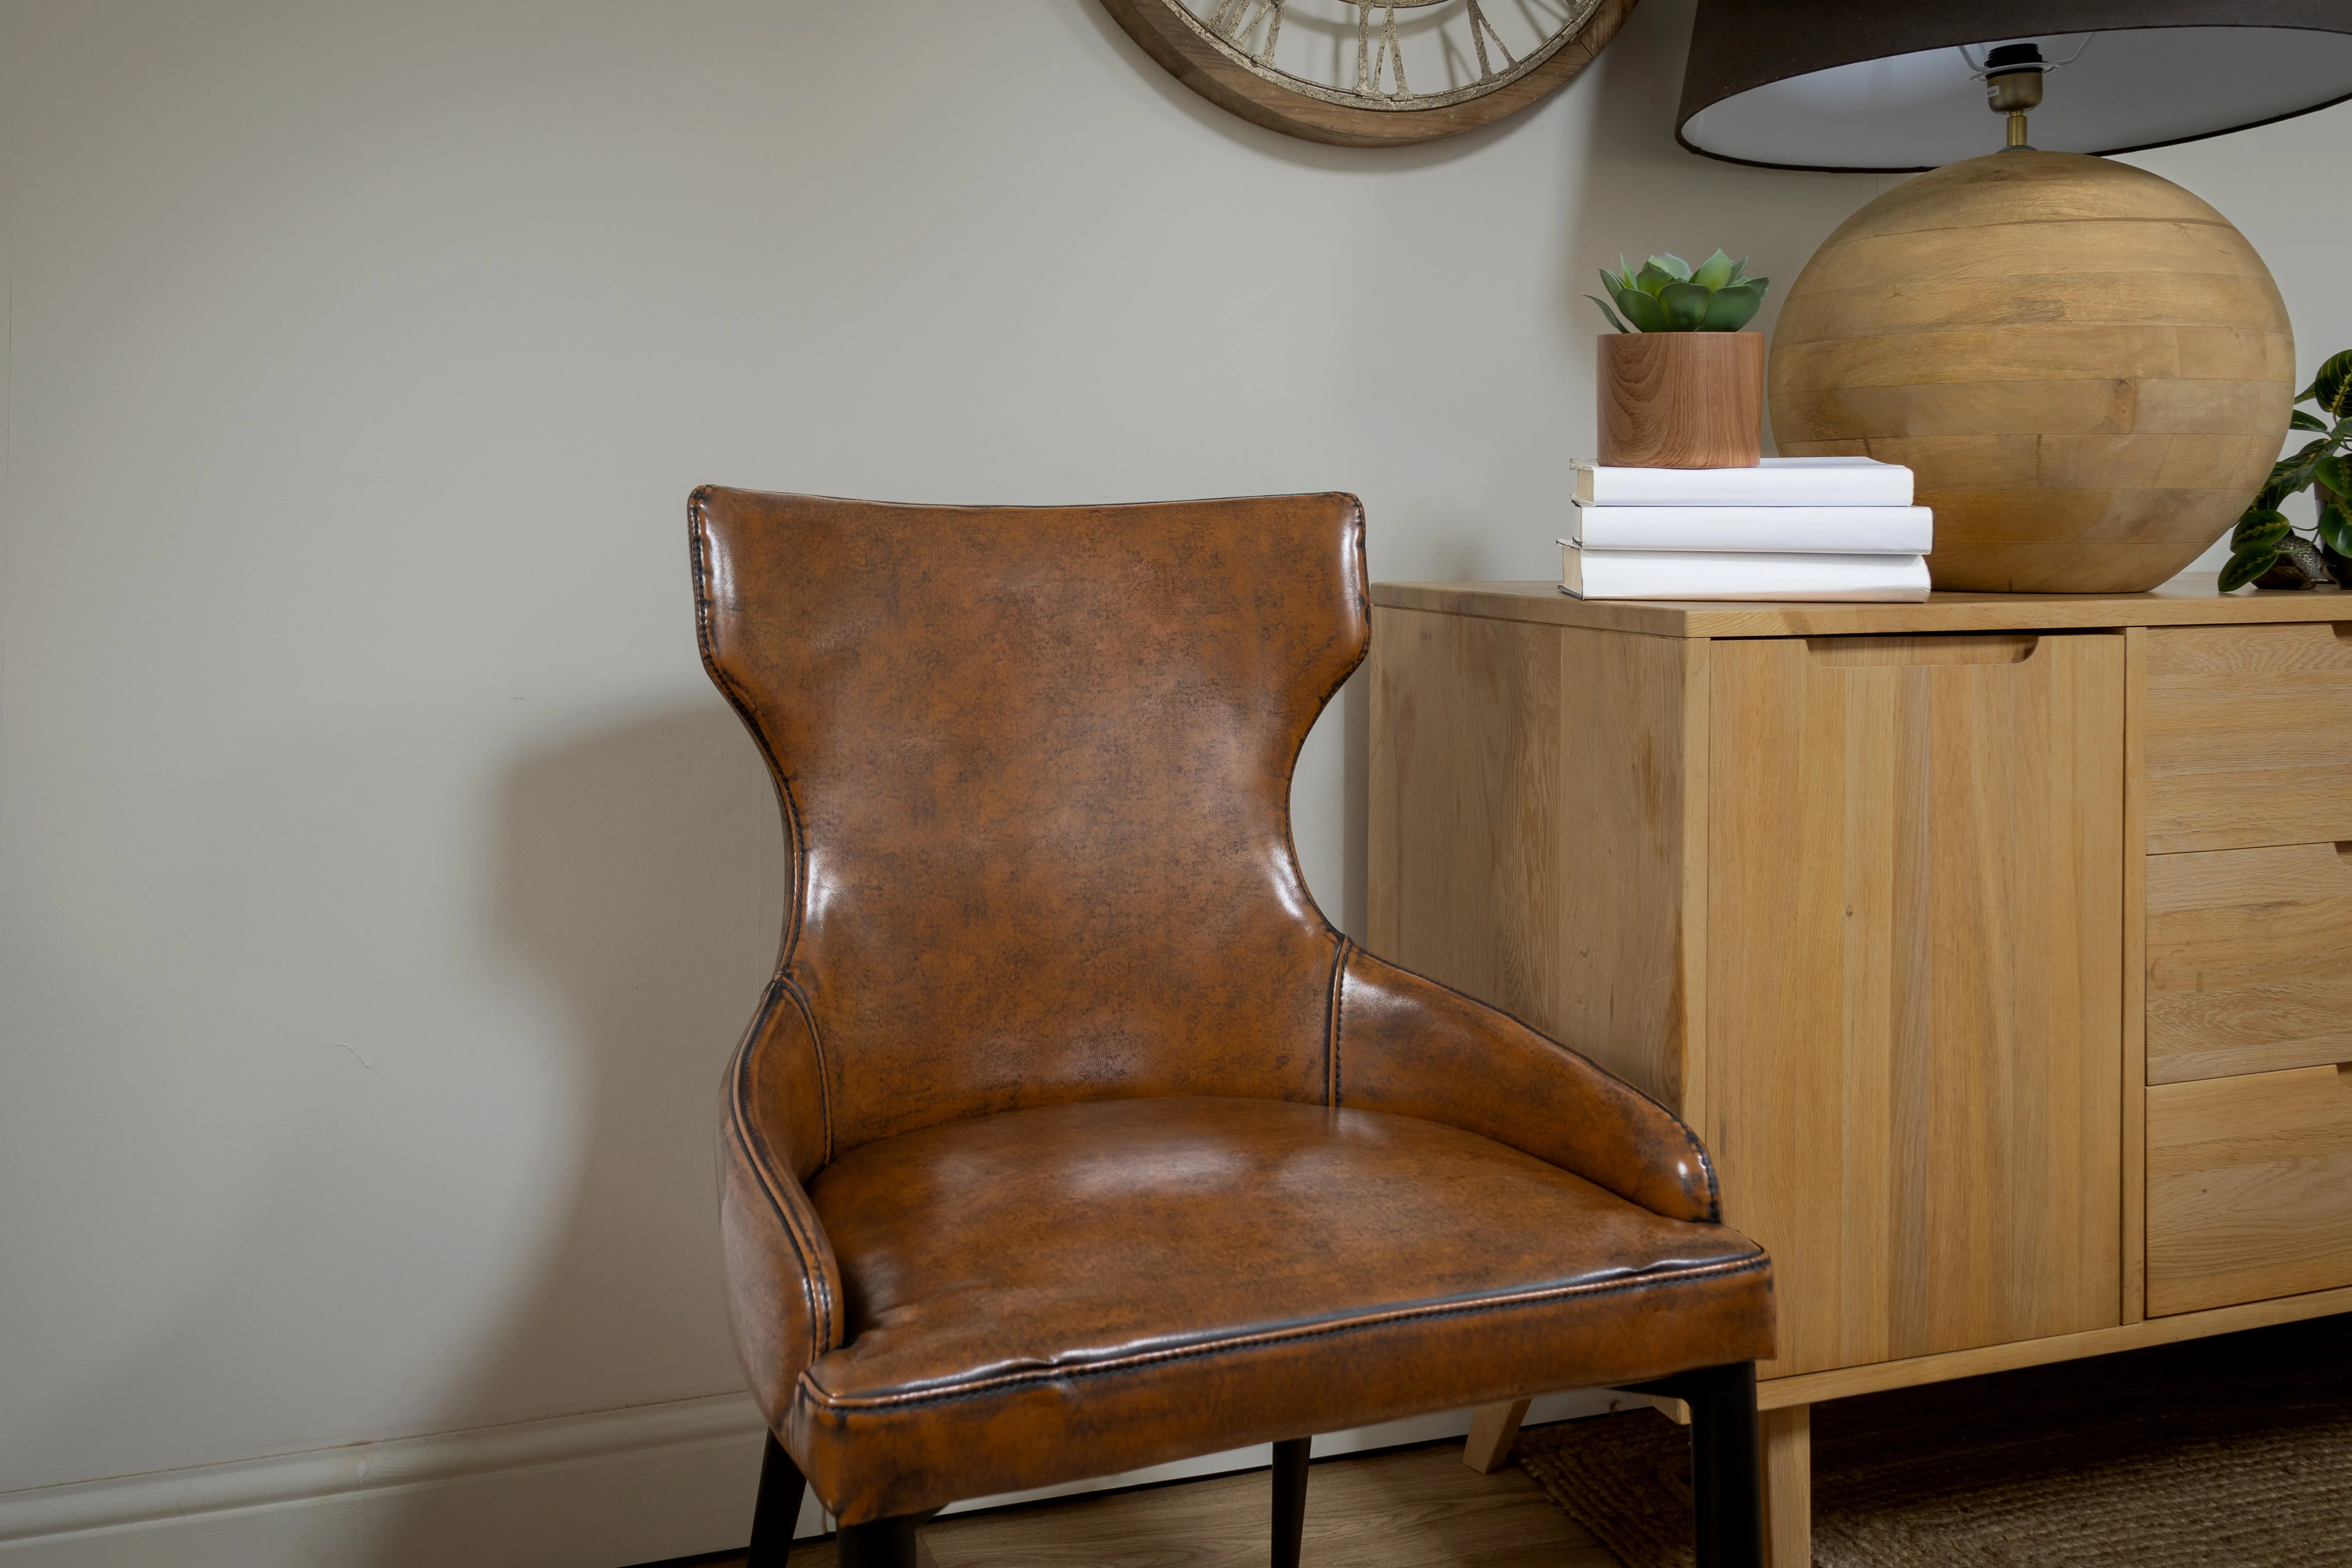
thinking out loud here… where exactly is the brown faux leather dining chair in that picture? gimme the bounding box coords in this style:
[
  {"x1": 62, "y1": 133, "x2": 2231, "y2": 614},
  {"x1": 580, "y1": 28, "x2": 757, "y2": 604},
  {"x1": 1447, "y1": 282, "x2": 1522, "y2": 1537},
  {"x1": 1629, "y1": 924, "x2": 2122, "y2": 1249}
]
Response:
[{"x1": 690, "y1": 488, "x2": 1775, "y2": 1568}]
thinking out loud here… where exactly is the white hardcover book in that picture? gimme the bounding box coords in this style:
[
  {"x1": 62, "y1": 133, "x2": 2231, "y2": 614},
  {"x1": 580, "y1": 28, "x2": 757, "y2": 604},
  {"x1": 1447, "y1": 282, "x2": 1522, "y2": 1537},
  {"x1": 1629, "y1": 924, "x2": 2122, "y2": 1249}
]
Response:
[
  {"x1": 1572, "y1": 456, "x2": 1913, "y2": 508},
  {"x1": 1570, "y1": 504, "x2": 1932, "y2": 554},
  {"x1": 1559, "y1": 545, "x2": 1931, "y2": 602}
]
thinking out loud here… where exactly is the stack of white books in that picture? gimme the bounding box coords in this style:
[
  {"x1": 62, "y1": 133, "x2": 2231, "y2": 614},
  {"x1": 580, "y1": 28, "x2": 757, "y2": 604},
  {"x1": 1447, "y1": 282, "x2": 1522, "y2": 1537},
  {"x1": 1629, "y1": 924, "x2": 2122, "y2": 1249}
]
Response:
[{"x1": 1560, "y1": 457, "x2": 1932, "y2": 602}]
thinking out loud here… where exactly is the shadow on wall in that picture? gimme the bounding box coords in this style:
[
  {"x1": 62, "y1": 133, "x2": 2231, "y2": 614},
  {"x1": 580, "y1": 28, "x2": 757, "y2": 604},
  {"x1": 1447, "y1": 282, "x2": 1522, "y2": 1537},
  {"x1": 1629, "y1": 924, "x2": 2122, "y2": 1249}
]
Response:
[{"x1": 369, "y1": 700, "x2": 782, "y2": 1566}]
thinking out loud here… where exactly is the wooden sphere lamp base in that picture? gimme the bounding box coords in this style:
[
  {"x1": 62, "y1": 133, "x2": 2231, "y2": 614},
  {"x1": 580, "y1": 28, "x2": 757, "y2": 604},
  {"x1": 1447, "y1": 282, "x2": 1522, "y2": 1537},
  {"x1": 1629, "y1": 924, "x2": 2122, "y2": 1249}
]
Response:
[{"x1": 1769, "y1": 151, "x2": 2294, "y2": 594}]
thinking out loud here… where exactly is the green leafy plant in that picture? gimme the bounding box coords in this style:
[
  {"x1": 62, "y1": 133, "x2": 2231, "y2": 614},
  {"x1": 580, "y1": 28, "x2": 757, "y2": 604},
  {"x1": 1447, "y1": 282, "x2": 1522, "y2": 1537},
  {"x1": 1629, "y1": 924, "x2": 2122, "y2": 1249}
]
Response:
[
  {"x1": 1589, "y1": 250, "x2": 1769, "y2": 334},
  {"x1": 2221, "y1": 348, "x2": 2352, "y2": 591}
]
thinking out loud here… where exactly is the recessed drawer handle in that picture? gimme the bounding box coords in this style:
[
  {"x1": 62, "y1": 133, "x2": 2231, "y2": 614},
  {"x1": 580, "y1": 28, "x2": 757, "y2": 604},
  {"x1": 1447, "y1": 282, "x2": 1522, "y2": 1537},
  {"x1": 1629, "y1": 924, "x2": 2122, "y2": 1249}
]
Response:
[{"x1": 1806, "y1": 634, "x2": 2040, "y2": 667}]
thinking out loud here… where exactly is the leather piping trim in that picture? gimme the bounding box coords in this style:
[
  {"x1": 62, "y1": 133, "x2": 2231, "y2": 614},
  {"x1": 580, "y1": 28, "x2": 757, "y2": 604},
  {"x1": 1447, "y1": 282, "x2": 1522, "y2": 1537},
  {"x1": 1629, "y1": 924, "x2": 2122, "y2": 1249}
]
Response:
[
  {"x1": 1688, "y1": 1112, "x2": 1720, "y2": 1221},
  {"x1": 1279, "y1": 494, "x2": 1367, "y2": 958},
  {"x1": 1349, "y1": 955, "x2": 1721, "y2": 1225},
  {"x1": 690, "y1": 489, "x2": 834, "y2": 1161},
  {"x1": 1344, "y1": 496, "x2": 1369, "y2": 634},
  {"x1": 1290, "y1": 499, "x2": 1364, "y2": 1109},
  {"x1": 726, "y1": 1022, "x2": 839, "y2": 1362},
  {"x1": 779, "y1": 976, "x2": 833, "y2": 1166},
  {"x1": 1321, "y1": 938, "x2": 1350, "y2": 1108},
  {"x1": 797, "y1": 1252, "x2": 1768, "y2": 1413}
]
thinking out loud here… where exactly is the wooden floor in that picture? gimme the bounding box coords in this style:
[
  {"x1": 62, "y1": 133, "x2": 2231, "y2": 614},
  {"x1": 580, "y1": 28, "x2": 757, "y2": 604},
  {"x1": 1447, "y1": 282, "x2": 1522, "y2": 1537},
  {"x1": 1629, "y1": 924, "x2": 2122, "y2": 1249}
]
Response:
[{"x1": 683, "y1": 1441, "x2": 1616, "y2": 1568}]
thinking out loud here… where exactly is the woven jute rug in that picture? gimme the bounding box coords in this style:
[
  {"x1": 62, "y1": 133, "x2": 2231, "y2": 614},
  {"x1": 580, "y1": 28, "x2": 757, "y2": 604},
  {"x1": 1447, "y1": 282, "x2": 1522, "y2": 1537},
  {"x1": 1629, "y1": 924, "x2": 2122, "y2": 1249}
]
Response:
[{"x1": 1516, "y1": 1314, "x2": 2352, "y2": 1567}]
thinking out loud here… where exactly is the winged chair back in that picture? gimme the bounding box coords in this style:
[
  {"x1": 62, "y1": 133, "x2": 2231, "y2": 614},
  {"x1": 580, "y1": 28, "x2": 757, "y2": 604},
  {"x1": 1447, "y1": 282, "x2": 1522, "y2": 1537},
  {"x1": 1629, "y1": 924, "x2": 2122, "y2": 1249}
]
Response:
[
  {"x1": 690, "y1": 489, "x2": 1368, "y2": 1167},
  {"x1": 700, "y1": 489, "x2": 1774, "y2": 1566}
]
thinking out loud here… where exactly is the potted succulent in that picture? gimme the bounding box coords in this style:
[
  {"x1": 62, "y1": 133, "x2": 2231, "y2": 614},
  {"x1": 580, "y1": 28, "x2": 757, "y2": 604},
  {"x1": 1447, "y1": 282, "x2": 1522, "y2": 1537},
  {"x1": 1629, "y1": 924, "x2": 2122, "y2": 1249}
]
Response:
[
  {"x1": 2221, "y1": 348, "x2": 2352, "y2": 591},
  {"x1": 1589, "y1": 251, "x2": 1770, "y2": 468}
]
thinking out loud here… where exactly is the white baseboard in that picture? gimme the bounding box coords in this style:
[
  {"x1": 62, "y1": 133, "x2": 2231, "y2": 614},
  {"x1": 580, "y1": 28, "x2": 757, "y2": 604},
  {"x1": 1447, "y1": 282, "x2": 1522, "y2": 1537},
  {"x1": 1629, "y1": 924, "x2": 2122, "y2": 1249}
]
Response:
[
  {"x1": 0, "y1": 1394, "x2": 787, "y2": 1568},
  {"x1": 0, "y1": 1388, "x2": 1616, "y2": 1568}
]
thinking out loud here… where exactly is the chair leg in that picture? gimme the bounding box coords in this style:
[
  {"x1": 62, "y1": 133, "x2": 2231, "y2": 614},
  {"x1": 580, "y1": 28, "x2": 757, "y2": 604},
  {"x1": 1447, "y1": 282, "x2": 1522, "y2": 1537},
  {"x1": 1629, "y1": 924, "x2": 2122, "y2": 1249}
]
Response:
[
  {"x1": 748, "y1": 1432, "x2": 806, "y2": 1568},
  {"x1": 1681, "y1": 1361, "x2": 1765, "y2": 1568},
  {"x1": 1271, "y1": 1435, "x2": 1311, "y2": 1568},
  {"x1": 1618, "y1": 1361, "x2": 1763, "y2": 1568},
  {"x1": 836, "y1": 1514, "x2": 921, "y2": 1568}
]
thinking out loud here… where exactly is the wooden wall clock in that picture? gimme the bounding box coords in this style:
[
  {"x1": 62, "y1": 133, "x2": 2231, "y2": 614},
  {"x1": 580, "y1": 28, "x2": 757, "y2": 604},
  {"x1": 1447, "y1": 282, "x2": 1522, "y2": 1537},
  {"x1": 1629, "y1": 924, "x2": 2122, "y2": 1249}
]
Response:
[{"x1": 1100, "y1": 0, "x2": 1637, "y2": 147}]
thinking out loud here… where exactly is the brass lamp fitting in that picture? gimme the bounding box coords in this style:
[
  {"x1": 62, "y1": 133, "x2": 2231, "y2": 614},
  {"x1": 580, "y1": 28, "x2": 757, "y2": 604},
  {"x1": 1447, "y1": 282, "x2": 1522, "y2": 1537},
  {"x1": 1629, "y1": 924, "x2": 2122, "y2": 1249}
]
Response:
[
  {"x1": 1986, "y1": 68, "x2": 2045, "y2": 114},
  {"x1": 1989, "y1": 68, "x2": 2043, "y2": 145},
  {"x1": 1983, "y1": 42, "x2": 2047, "y2": 150}
]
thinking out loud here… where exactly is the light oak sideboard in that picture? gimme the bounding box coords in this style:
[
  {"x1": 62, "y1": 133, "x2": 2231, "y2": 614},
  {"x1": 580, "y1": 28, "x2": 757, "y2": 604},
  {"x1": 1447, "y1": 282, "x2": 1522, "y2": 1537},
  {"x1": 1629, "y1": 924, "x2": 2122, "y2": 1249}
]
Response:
[{"x1": 1365, "y1": 579, "x2": 2352, "y2": 1566}]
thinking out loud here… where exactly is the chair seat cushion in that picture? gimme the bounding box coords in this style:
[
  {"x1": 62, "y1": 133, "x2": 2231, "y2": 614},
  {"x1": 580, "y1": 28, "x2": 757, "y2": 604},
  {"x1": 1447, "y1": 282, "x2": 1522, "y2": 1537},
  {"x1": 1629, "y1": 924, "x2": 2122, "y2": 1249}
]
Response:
[{"x1": 787, "y1": 1096, "x2": 1772, "y2": 1521}]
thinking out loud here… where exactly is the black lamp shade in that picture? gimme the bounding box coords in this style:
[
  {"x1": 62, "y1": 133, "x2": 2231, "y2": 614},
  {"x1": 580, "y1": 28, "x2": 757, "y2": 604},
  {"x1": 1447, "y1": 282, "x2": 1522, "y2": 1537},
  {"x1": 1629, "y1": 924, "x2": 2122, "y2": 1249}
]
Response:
[{"x1": 1678, "y1": 0, "x2": 2352, "y2": 171}]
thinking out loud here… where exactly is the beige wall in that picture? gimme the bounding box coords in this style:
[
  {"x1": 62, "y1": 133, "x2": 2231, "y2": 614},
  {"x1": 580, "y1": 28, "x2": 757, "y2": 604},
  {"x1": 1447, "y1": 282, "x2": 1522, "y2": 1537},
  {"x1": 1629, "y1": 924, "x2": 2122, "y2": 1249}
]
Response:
[{"x1": 0, "y1": 0, "x2": 2342, "y2": 1513}]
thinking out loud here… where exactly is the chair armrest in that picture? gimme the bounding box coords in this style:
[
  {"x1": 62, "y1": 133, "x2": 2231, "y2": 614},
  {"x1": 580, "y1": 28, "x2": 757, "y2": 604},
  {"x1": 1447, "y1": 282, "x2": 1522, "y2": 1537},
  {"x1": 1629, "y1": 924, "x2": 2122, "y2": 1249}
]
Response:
[
  {"x1": 718, "y1": 981, "x2": 846, "y2": 1431},
  {"x1": 1334, "y1": 946, "x2": 1719, "y2": 1224}
]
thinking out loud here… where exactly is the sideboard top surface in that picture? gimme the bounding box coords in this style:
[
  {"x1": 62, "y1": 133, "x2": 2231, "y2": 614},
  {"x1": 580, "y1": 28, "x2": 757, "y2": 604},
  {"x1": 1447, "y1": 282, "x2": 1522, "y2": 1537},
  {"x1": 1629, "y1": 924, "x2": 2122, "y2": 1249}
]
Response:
[{"x1": 1371, "y1": 576, "x2": 2352, "y2": 638}]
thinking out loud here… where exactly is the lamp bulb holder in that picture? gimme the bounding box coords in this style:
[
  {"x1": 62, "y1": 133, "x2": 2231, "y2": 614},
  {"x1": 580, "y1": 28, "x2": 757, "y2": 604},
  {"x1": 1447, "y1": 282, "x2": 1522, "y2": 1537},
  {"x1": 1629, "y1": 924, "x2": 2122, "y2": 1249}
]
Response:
[
  {"x1": 1957, "y1": 35, "x2": 2095, "y2": 83},
  {"x1": 1960, "y1": 38, "x2": 2090, "y2": 154}
]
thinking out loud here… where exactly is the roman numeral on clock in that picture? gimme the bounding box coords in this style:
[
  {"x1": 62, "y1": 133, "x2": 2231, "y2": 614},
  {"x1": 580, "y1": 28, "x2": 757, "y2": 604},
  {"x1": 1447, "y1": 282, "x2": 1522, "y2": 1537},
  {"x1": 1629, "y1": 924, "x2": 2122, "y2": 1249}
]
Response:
[
  {"x1": 1208, "y1": 0, "x2": 1284, "y2": 62},
  {"x1": 1357, "y1": 4, "x2": 1407, "y2": 98},
  {"x1": 1464, "y1": 0, "x2": 1515, "y2": 80}
]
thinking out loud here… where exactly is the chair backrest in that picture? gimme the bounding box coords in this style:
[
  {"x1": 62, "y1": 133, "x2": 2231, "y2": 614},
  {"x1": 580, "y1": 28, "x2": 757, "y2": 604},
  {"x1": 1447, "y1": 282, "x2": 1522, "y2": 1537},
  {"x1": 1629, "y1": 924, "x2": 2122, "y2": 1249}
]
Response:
[{"x1": 691, "y1": 489, "x2": 1368, "y2": 1161}]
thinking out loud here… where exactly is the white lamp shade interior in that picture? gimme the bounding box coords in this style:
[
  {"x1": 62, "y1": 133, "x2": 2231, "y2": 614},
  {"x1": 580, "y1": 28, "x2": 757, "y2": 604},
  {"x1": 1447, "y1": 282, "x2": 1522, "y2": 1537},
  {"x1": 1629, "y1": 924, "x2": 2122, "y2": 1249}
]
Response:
[{"x1": 1682, "y1": 26, "x2": 2352, "y2": 169}]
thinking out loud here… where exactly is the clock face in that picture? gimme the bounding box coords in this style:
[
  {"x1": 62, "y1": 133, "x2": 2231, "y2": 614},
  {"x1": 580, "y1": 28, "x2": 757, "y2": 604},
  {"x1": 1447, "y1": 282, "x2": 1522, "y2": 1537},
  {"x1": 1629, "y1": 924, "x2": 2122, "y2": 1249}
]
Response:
[{"x1": 1100, "y1": 0, "x2": 1634, "y2": 147}]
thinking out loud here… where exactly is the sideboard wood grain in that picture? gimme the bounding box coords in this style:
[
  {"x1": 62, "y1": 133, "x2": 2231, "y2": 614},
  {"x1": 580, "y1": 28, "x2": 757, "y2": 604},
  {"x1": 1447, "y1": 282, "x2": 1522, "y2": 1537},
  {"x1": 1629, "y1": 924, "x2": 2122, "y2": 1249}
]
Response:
[
  {"x1": 2144, "y1": 621, "x2": 2352, "y2": 851},
  {"x1": 2146, "y1": 843, "x2": 2352, "y2": 1085},
  {"x1": 1706, "y1": 633, "x2": 2124, "y2": 1376},
  {"x1": 1368, "y1": 581, "x2": 2352, "y2": 1568},
  {"x1": 2148, "y1": 1063, "x2": 2352, "y2": 1315},
  {"x1": 1367, "y1": 607, "x2": 1702, "y2": 1106}
]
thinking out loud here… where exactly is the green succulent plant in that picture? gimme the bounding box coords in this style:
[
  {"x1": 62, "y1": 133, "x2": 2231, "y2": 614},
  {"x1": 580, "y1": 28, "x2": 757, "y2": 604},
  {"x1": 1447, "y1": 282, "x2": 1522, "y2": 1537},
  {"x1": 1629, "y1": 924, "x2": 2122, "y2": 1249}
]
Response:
[
  {"x1": 1590, "y1": 250, "x2": 1769, "y2": 334},
  {"x1": 2220, "y1": 347, "x2": 2352, "y2": 591}
]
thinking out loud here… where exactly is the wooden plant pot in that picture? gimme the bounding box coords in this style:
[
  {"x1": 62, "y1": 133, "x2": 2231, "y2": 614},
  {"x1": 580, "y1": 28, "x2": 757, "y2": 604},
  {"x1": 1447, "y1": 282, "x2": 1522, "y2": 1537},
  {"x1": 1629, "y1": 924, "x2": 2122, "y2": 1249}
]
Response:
[{"x1": 1598, "y1": 331, "x2": 1764, "y2": 469}]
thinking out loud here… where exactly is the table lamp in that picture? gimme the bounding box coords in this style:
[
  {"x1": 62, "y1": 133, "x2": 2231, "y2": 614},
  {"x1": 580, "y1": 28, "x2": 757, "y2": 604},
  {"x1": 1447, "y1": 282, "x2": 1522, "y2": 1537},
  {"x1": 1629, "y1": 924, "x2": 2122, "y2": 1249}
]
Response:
[{"x1": 1673, "y1": 2, "x2": 2352, "y2": 592}]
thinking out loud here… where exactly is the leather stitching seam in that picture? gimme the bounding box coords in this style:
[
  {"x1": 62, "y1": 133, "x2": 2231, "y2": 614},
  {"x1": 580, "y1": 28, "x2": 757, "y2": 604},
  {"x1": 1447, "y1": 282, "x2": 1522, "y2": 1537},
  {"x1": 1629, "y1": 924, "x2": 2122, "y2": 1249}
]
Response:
[
  {"x1": 690, "y1": 493, "x2": 834, "y2": 1163},
  {"x1": 693, "y1": 496, "x2": 841, "y2": 1370},
  {"x1": 1289, "y1": 497, "x2": 1368, "y2": 961},
  {"x1": 780, "y1": 976, "x2": 834, "y2": 1169},
  {"x1": 1323, "y1": 939, "x2": 1350, "y2": 1108},
  {"x1": 727, "y1": 1028, "x2": 838, "y2": 1362},
  {"x1": 1680, "y1": 1117, "x2": 1721, "y2": 1224},
  {"x1": 732, "y1": 1042, "x2": 833, "y2": 1356},
  {"x1": 795, "y1": 1252, "x2": 1769, "y2": 1415}
]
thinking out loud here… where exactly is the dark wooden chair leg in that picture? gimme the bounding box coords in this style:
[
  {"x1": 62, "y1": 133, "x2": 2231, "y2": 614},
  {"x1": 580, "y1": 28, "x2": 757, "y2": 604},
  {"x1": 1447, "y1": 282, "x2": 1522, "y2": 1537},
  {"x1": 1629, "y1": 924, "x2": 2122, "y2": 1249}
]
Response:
[
  {"x1": 836, "y1": 1514, "x2": 922, "y2": 1568},
  {"x1": 1618, "y1": 1362, "x2": 1763, "y2": 1568},
  {"x1": 1271, "y1": 1435, "x2": 1311, "y2": 1568},
  {"x1": 748, "y1": 1432, "x2": 808, "y2": 1568},
  {"x1": 1681, "y1": 1361, "x2": 1765, "y2": 1568}
]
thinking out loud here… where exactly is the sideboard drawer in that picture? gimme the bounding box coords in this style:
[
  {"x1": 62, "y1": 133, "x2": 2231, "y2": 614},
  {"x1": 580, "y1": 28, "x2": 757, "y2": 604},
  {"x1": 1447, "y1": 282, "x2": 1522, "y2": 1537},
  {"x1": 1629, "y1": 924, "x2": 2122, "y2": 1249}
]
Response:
[
  {"x1": 2145, "y1": 622, "x2": 2352, "y2": 852},
  {"x1": 2146, "y1": 843, "x2": 2352, "y2": 1085},
  {"x1": 2147, "y1": 1064, "x2": 2352, "y2": 1315}
]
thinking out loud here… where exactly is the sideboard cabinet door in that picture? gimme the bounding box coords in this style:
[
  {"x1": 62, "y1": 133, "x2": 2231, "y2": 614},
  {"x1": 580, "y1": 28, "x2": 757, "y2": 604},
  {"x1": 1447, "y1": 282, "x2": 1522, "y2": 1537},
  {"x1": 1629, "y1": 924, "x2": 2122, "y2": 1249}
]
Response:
[{"x1": 1706, "y1": 633, "x2": 2126, "y2": 1376}]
